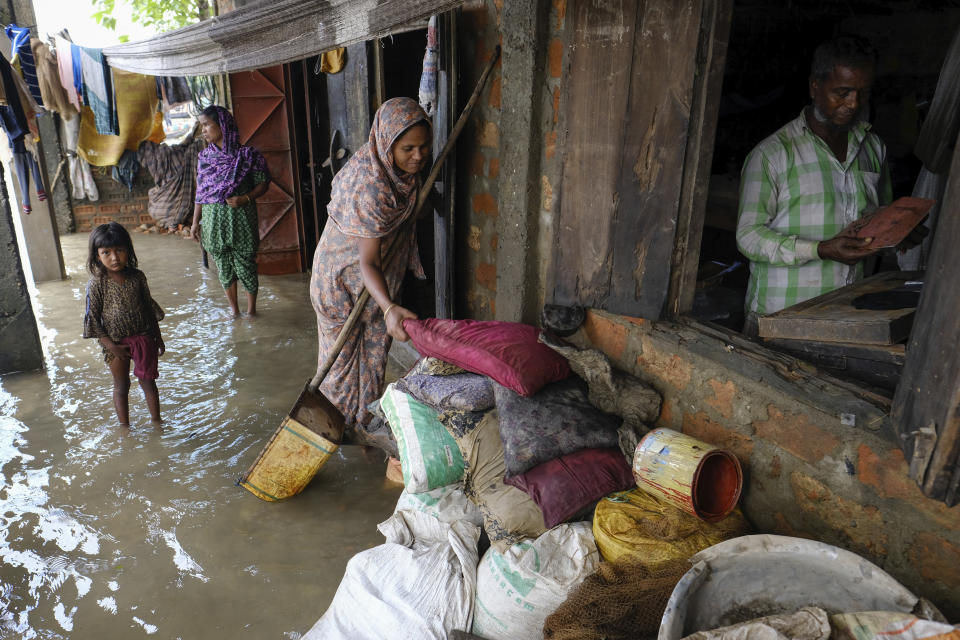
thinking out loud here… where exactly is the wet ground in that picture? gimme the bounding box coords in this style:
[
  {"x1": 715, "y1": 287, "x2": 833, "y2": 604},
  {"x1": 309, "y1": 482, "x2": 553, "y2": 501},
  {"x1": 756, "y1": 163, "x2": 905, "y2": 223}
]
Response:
[{"x1": 0, "y1": 232, "x2": 404, "y2": 639}]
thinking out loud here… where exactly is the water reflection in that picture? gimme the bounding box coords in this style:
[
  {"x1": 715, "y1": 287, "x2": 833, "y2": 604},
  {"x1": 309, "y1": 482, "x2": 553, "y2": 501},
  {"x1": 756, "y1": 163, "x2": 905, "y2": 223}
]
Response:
[{"x1": 0, "y1": 233, "x2": 402, "y2": 638}]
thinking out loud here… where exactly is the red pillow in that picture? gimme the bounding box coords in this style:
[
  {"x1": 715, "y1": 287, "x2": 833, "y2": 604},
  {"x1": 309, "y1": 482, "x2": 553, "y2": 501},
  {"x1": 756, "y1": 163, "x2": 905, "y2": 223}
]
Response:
[
  {"x1": 402, "y1": 319, "x2": 570, "y2": 397},
  {"x1": 504, "y1": 448, "x2": 635, "y2": 528}
]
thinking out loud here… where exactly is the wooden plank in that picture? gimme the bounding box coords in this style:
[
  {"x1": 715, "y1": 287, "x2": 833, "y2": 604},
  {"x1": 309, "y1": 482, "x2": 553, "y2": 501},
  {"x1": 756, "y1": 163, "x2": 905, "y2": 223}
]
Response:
[
  {"x1": 608, "y1": 0, "x2": 704, "y2": 318},
  {"x1": 433, "y1": 10, "x2": 457, "y2": 319},
  {"x1": 765, "y1": 337, "x2": 905, "y2": 392},
  {"x1": 892, "y1": 141, "x2": 960, "y2": 505},
  {"x1": 667, "y1": 0, "x2": 734, "y2": 317},
  {"x1": 549, "y1": 0, "x2": 640, "y2": 308},
  {"x1": 758, "y1": 271, "x2": 921, "y2": 344}
]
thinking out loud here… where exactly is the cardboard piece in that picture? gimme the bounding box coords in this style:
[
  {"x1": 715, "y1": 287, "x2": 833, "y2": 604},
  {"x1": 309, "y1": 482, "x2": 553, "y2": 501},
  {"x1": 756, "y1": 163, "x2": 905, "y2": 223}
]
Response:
[{"x1": 842, "y1": 197, "x2": 936, "y2": 248}]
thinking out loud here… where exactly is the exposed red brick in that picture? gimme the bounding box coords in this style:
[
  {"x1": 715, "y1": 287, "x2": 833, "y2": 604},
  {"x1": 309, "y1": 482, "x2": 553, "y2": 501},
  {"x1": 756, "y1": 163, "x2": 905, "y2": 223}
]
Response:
[
  {"x1": 74, "y1": 205, "x2": 96, "y2": 215},
  {"x1": 582, "y1": 312, "x2": 629, "y2": 361},
  {"x1": 122, "y1": 203, "x2": 145, "y2": 213},
  {"x1": 544, "y1": 130, "x2": 557, "y2": 160},
  {"x1": 470, "y1": 152, "x2": 485, "y2": 177},
  {"x1": 97, "y1": 204, "x2": 121, "y2": 214},
  {"x1": 705, "y1": 378, "x2": 736, "y2": 419},
  {"x1": 790, "y1": 471, "x2": 888, "y2": 557},
  {"x1": 658, "y1": 398, "x2": 674, "y2": 429},
  {"x1": 476, "y1": 120, "x2": 499, "y2": 148},
  {"x1": 637, "y1": 335, "x2": 692, "y2": 391},
  {"x1": 681, "y1": 411, "x2": 754, "y2": 464},
  {"x1": 754, "y1": 405, "x2": 840, "y2": 464},
  {"x1": 488, "y1": 157, "x2": 499, "y2": 179},
  {"x1": 139, "y1": 214, "x2": 154, "y2": 224},
  {"x1": 476, "y1": 262, "x2": 496, "y2": 290},
  {"x1": 908, "y1": 532, "x2": 960, "y2": 585},
  {"x1": 553, "y1": 0, "x2": 567, "y2": 29},
  {"x1": 857, "y1": 443, "x2": 916, "y2": 500},
  {"x1": 548, "y1": 38, "x2": 563, "y2": 78},
  {"x1": 472, "y1": 192, "x2": 498, "y2": 217},
  {"x1": 552, "y1": 86, "x2": 561, "y2": 124},
  {"x1": 488, "y1": 75, "x2": 501, "y2": 110}
]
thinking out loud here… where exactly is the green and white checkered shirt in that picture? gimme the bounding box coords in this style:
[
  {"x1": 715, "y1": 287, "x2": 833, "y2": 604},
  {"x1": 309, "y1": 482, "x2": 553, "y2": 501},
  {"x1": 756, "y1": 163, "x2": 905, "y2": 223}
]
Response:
[{"x1": 736, "y1": 110, "x2": 892, "y2": 315}]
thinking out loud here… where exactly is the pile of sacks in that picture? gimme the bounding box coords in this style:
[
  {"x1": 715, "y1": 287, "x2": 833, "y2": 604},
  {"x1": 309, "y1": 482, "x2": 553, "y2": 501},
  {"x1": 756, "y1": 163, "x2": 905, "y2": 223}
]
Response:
[{"x1": 303, "y1": 318, "x2": 750, "y2": 640}]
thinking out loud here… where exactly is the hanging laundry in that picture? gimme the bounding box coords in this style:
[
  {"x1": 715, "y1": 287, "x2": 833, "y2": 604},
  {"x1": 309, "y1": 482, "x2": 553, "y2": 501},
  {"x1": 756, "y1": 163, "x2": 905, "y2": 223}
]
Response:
[
  {"x1": 157, "y1": 76, "x2": 192, "y2": 111},
  {"x1": 111, "y1": 149, "x2": 140, "y2": 191},
  {"x1": 0, "y1": 54, "x2": 30, "y2": 144},
  {"x1": 77, "y1": 69, "x2": 160, "y2": 167},
  {"x1": 185, "y1": 75, "x2": 222, "y2": 112},
  {"x1": 70, "y1": 43, "x2": 84, "y2": 107},
  {"x1": 12, "y1": 137, "x2": 46, "y2": 213},
  {"x1": 31, "y1": 38, "x2": 76, "y2": 120},
  {"x1": 319, "y1": 48, "x2": 346, "y2": 74},
  {"x1": 5, "y1": 24, "x2": 43, "y2": 107},
  {"x1": 79, "y1": 46, "x2": 118, "y2": 136},
  {"x1": 59, "y1": 113, "x2": 98, "y2": 201},
  {"x1": 418, "y1": 16, "x2": 438, "y2": 117},
  {"x1": 54, "y1": 36, "x2": 81, "y2": 111},
  {"x1": 139, "y1": 132, "x2": 204, "y2": 228}
]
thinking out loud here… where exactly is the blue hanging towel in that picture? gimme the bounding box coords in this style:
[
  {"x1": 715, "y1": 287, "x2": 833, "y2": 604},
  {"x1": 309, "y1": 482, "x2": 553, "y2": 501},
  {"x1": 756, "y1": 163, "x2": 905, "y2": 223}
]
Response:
[
  {"x1": 5, "y1": 24, "x2": 43, "y2": 107},
  {"x1": 70, "y1": 43, "x2": 84, "y2": 105},
  {"x1": 79, "y1": 46, "x2": 118, "y2": 135}
]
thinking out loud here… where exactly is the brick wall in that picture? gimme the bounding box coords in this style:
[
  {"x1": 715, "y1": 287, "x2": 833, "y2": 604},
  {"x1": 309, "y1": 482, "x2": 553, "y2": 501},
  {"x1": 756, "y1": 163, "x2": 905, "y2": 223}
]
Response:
[
  {"x1": 456, "y1": 0, "x2": 567, "y2": 320},
  {"x1": 73, "y1": 165, "x2": 153, "y2": 233},
  {"x1": 577, "y1": 310, "x2": 960, "y2": 620},
  {"x1": 457, "y1": 0, "x2": 502, "y2": 319}
]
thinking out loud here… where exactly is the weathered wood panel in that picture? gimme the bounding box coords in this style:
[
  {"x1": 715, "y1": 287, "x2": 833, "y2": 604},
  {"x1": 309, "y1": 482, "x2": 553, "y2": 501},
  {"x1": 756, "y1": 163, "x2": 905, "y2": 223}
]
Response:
[
  {"x1": 667, "y1": 0, "x2": 733, "y2": 316},
  {"x1": 892, "y1": 142, "x2": 960, "y2": 506},
  {"x1": 549, "y1": 0, "x2": 715, "y2": 319},
  {"x1": 609, "y1": 0, "x2": 704, "y2": 317},
  {"x1": 326, "y1": 43, "x2": 371, "y2": 163},
  {"x1": 550, "y1": 0, "x2": 640, "y2": 308},
  {"x1": 758, "y1": 271, "x2": 921, "y2": 345}
]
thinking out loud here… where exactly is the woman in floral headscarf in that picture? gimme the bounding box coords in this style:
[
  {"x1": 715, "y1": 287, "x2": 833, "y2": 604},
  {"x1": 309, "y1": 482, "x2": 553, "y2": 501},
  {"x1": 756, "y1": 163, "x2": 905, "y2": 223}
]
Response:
[
  {"x1": 190, "y1": 105, "x2": 270, "y2": 317},
  {"x1": 311, "y1": 97, "x2": 432, "y2": 435}
]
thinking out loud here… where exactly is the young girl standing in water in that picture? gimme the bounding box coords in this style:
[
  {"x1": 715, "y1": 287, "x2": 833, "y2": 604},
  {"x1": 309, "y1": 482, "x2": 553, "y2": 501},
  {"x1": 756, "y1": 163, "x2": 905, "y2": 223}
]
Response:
[{"x1": 83, "y1": 222, "x2": 166, "y2": 425}]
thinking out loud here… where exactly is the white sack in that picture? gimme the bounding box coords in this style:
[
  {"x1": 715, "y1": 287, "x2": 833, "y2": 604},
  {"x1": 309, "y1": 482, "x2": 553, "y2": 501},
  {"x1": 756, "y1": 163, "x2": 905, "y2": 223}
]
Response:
[
  {"x1": 303, "y1": 510, "x2": 480, "y2": 640},
  {"x1": 472, "y1": 522, "x2": 599, "y2": 640},
  {"x1": 395, "y1": 484, "x2": 484, "y2": 527}
]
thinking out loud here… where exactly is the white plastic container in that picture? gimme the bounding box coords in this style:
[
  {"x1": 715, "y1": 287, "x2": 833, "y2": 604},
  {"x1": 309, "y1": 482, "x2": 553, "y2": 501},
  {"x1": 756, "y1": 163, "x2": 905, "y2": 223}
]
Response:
[{"x1": 659, "y1": 535, "x2": 921, "y2": 640}]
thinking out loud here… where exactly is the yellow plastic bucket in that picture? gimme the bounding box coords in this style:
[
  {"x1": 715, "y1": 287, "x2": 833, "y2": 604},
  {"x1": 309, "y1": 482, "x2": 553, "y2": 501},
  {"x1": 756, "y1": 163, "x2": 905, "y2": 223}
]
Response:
[
  {"x1": 632, "y1": 428, "x2": 742, "y2": 522},
  {"x1": 238, "y1": 383, "x2": 344, "y2": 501}
]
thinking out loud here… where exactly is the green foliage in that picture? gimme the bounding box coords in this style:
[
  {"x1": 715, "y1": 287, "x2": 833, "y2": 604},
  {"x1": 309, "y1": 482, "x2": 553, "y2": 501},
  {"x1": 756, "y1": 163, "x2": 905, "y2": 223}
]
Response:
[{"x1": 91, "y1": 0, "x2": 204, "y2": 35}]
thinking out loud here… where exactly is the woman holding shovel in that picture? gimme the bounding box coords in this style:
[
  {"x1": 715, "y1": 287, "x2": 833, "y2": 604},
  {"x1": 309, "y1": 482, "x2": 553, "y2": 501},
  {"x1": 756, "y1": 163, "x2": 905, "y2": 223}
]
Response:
[{"x1": 310, "y1": 97, "x2": 431, "y2": 434}]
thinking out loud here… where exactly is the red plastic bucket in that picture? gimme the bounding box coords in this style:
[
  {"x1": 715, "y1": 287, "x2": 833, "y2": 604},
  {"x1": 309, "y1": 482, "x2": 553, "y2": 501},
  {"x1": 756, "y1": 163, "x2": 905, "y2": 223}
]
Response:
[{"x1": 632, "y1": 428, "x2": 742, "y2": 522}]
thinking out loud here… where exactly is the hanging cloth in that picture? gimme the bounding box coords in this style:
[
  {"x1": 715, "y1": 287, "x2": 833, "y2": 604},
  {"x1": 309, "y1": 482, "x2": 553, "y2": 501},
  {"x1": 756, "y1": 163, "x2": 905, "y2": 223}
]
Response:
[
  {"x1": 111, "y1": 149, "x2": 140, "y2": 191},
  {"x1": 319, "y1": 48, "x2": 345, "y2": 74},
  {"x1": 32, "y1": 38, "x2": 75, "y2": 119},
  {"x1": 54, "y1": 36, "x2": 81, "y2": 111},
  {"x1": 157, "y1": 76, "x2": 191, "y2": 110},
  {"x1": 185, "y1": 75, "x2": 222, "y2": 112},
  {"x1": 79, "y1": 46, "x2": 119, "y2": 135},
  {"x1": 0, "y1": 55, "x2": 27, "y2": 145},
  {"x1": 59, "y1": 113, "x2": 98, "y2": 201},
  {"x1": 70, "y1": 43, "x2": 84, "y2": 106},
  {"x1": 418, "y1": 16, "x2": 438, "y2": 117},
  {"x1": 5, "y1": 24, "x2": 43, "y2": 107},
  {"x1": 77, "y1": 69, "x2": 159, "y2": 166}
]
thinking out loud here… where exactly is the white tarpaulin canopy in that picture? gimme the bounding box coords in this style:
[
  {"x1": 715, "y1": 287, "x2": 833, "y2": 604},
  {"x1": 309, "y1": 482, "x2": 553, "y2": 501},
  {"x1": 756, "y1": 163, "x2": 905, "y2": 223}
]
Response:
[{"x1": 102, "y1": 0, "x2": 464, "y2": 76}]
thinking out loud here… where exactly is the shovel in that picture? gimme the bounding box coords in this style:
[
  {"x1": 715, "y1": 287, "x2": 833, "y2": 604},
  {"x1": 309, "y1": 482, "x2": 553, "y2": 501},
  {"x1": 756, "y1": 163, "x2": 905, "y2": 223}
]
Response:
[{"x1": 238, "y1": 46, "x2": 502, "y2": 501}]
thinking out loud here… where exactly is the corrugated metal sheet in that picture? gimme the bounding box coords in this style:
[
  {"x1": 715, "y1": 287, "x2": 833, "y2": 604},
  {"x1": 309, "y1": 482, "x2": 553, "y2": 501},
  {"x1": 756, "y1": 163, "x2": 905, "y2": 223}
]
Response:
[{"x1": 103, "y1": 0, "x2": 464, "y2": 76}]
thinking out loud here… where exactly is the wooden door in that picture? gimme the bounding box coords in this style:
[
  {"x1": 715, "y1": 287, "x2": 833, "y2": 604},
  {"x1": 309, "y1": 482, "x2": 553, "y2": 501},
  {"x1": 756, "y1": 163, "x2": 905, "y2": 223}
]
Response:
[
  {"x1": 547, "y1": 0, "x2": 730, "y2": 320},
  {"x1": 891, "y1": 142, "x2": 960, "y2": 506},
  {"x1": 230, "y1": 66, "x2": 302, "y2": 274}
]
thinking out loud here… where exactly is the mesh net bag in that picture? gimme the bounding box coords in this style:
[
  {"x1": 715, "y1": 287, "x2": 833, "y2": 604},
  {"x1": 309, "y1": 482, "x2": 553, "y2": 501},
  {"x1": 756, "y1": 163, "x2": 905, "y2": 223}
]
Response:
[{"x1": 542, "y1": 557, "x2": 690, "y2": 640}]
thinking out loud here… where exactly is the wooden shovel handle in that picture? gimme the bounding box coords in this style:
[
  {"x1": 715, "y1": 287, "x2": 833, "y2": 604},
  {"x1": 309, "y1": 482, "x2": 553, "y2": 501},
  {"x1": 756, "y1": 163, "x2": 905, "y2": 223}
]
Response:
[{"x1": 308, "y1": 46, "x2": 502, "y2": 393}]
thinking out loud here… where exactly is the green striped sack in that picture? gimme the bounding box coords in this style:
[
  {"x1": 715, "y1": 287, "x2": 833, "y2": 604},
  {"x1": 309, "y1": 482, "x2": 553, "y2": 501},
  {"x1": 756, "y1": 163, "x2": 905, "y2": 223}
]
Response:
[{"x1": 380, "y1": 383, "x2": 465, "y2": 493}]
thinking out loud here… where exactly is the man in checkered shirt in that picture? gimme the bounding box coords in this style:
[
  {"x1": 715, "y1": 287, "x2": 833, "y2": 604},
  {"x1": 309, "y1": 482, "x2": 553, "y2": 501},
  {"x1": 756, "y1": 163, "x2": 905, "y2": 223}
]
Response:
[{"x1": 736, "y1": 36, "x2": 892, "y2": 334}]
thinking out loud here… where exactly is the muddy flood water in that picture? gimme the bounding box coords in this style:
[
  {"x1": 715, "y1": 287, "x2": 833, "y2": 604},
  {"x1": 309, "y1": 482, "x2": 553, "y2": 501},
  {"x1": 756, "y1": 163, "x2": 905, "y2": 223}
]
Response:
[{"x1": 0, "y1": 232, "x2": 404, "y2": 638}]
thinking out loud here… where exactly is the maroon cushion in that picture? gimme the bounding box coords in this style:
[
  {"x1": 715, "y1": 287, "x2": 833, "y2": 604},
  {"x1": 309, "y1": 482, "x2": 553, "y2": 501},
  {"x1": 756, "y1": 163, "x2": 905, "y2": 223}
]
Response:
[
  {"x1": 403, "y1": 318, "x2": 570, "y2": 397},
  {"x1": 504, "y1": 448, "x2": 635, "y2": 528}
]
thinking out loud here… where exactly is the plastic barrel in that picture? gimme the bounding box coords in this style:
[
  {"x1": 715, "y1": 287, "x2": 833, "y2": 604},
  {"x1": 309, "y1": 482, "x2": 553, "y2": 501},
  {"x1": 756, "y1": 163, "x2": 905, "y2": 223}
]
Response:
[{"x1": 632, "y1": 428, "x2": 742, "y2": 522}]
